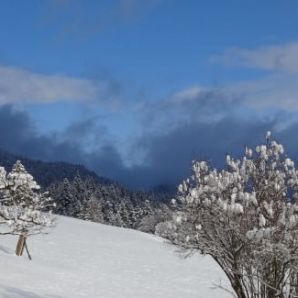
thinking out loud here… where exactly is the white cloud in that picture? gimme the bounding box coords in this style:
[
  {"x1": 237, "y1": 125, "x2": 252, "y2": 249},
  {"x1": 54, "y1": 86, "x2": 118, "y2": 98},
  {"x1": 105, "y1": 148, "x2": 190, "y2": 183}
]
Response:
[
  {"x1": 171, "y1": 86, "x2": 204, "y2": 103},
  {"x1": 212, "y1": 42, "x2": 298, "y2": 73},
  {"x1": 206, "y1": 41, "x2": 298, "y2": 113},
  {"x1": 225, "y1": 73, "x2": 298, "y2": 111},
  {"x1": 0, "y1": 66, "x2": 101, "y2": 104},
  {"x1": 155, "y1": 74, "x2": 298, "y2": 117}
]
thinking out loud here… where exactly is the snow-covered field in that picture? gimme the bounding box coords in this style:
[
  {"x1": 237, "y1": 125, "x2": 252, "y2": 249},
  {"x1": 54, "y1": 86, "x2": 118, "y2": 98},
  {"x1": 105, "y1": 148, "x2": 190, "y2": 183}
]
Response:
[{"x1": 0, "y1": 216, "x2": 231, "y2": 298}]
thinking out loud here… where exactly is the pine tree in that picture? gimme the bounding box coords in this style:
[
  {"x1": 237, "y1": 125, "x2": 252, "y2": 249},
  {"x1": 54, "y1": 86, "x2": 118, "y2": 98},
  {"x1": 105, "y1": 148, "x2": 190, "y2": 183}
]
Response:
[
  {"x1": 80, "y1": 195, "x2": 104, "y2": 223},
  {"x1": 0, "y1": 161, "x2": 55, "y2": 256},
  {"x1": 58, "y1": 178, "x2": 82, "y2": 217}
]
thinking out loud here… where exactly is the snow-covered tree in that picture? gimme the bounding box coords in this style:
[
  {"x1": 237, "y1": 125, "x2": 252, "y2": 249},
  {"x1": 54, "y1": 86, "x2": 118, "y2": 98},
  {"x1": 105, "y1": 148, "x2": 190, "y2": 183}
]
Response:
[
  {"x1": 138, "y1": 202, "x2": 172, "y2": 233},
  {"x1": 0, "y1": 161, "x2": 55, "y2": 256},
  {"x1": 80, "y1": 195, "x2": 104, "y2": 223},
  {"x1": 52, "y1": 178, "x2": 74, "y2": 216},
  {"x1": 0, "y1": 166, "x2": 11, "y2": 230},
  {"x1": 52, "y1": 176, "x2": 85, "y2": 217},
  {"x1": 163, "y1": 133, "x2": 298, "y2": 298}
]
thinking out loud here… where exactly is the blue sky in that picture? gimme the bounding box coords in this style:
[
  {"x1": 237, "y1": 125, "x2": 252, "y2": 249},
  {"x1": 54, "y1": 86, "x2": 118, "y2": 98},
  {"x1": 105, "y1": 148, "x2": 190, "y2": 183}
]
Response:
[{"x1": 1, "y1": 1, "x2": 298, "y2": 188}]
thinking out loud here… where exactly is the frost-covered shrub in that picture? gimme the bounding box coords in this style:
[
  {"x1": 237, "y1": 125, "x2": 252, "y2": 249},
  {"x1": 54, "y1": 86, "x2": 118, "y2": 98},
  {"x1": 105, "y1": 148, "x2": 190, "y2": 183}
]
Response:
[
  {"x1": 155, "y1": 221, "x2": 177, "y2": 239},
  {"x1": 138, "y1": 204, "x2": 173, "y2": 234},
  {"x1": 164, "y1": 133, "x2": 298, "y2": 298}
]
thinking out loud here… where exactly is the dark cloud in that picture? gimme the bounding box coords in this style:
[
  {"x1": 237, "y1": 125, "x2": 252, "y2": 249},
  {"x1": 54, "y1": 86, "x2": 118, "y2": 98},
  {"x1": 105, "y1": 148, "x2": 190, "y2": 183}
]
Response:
[
  {"x1": 0, "y1": 104, "x2": 124, "y2": 178},
  {"x1": 122, "y1": 118, "x2": 274, "y2": 189},
  {"x1": 1, "y1": 104, "x2": 298, "y2": 191},
  {"x1": 62, "y1": 117, "x2": 108, "y2": 148},
  {"x1": 0, "y1": 105, "x2": 34, "y2": 149},
  {"x1": 138, "y1": 87, "x2": 242, "y2": 133}
]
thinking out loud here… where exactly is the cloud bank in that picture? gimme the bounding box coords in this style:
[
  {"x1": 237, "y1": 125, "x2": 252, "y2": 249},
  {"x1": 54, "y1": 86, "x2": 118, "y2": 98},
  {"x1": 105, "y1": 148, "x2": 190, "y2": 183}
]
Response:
[
  {"x1": 0, "y1": 103, "x2": 297, "y2": 190},
  {"x1": 0, "y1": 66, "x2": 101, "y2": 103},
  {"x1": 212, "y1": 42, "x2": 298, "y2": 73},
  {"x1": 2, "y1": 40, "x2": 298, "y2": 189}
]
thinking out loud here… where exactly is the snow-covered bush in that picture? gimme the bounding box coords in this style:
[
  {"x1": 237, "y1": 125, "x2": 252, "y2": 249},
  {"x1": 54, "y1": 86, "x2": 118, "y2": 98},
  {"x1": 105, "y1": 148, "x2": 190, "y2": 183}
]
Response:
[
  {"x1": 139, "y1": 203, "x2": 172, "y2": 234},
  {"x1": 155, "y1": 220, "x2": 177, "y2": 239},
  {"x1": 164, "y1": 133, "x2": 298, "y2": 298},
  {"x1": 0, "y1": 161, "x2": 55, "y2": 255}
]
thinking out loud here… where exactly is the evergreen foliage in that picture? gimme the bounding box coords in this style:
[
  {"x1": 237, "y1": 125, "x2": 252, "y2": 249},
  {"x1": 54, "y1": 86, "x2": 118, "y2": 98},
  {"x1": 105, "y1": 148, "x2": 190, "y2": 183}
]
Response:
[
  {"x1": 48, "y1": 174, "x2": 171, "y2": 231},
  {"x1": 0, "y1": 160, "x2": 55, "y2": 236}
]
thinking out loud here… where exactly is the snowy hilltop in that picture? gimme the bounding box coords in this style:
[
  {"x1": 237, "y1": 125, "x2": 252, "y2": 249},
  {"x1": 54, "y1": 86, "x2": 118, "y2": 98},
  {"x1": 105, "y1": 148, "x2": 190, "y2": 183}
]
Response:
[{"x1": 0, "y1": 216, "x2": 230, "y2": 298}]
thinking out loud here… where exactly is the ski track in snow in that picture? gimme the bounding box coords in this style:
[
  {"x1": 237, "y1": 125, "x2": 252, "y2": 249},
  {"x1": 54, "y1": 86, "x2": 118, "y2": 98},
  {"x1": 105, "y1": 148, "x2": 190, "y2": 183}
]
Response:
[{"x1": 0, "y1": 216, "x2": 231, "y2": 298}]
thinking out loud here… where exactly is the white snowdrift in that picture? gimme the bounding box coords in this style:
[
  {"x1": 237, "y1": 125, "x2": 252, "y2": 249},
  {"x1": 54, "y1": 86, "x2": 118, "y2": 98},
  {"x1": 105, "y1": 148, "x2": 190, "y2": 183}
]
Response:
[{"x1": 0, "y1": 216, "x2": 231, "y2": 298}]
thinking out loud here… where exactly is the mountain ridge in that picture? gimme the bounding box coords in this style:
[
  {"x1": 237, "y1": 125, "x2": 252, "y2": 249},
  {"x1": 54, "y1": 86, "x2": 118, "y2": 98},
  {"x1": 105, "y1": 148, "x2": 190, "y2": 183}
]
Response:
[{"x1": 0, "y1": 149, "x2": 112, "y2": 187}]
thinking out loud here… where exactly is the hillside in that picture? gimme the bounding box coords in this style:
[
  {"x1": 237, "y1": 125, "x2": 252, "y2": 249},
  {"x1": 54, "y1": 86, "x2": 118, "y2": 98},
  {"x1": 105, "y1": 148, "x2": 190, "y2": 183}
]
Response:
[
  {"x1": 0, "y1": 149, "x2": 172, "y2": 201},
  {"x1": 0, "y1": 216, "x2": 231, "y2": 298},
  {"x1": 0, "y1": 149, "x2": 110, "y2": 187}
]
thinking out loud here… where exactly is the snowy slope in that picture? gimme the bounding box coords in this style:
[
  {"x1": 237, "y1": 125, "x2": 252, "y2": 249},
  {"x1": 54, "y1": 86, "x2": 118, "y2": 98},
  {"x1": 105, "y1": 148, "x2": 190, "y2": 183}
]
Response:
[{"x1": 0, "y1": 216, "x2": 231, "y2": 298}]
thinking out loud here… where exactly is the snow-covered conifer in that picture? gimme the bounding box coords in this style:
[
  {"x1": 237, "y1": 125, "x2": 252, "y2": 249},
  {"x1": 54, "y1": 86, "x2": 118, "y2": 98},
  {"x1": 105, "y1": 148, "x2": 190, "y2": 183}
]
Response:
[
  {"x1": 80, "y1": 195, "x2": 104, "y2": 223},
  {"x1": 0, "y1": 161, "x2": 55, "y2": 256}
]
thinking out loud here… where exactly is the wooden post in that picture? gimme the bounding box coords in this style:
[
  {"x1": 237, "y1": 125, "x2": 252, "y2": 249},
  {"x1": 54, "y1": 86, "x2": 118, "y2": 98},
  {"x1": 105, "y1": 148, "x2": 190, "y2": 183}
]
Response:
[{"x1": 16, "y1": 234, "x2": 26, "y2": 256}]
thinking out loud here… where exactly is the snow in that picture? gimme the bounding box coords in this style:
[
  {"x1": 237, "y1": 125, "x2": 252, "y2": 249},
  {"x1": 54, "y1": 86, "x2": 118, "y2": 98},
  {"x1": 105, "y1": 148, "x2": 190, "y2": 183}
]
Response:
[
  {"x1": 266, "y1": 131, "x2": 271, "y2": 139},
  {"x1": 0, "y1": 216, "x2": 231, "y2": 298}
]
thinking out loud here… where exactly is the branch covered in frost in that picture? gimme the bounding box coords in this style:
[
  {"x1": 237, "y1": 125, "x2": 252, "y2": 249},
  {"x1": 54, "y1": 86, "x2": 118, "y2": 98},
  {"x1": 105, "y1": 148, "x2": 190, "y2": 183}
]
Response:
[{"x1": 162, "y1": 132, "x2": 298, "y2": 298}]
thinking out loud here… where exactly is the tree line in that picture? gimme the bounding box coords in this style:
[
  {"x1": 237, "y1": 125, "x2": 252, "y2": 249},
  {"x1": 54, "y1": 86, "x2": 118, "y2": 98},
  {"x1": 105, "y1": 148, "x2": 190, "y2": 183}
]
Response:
[{"x1": 47, "y1": 175, "x2": 172, "y2": 233}]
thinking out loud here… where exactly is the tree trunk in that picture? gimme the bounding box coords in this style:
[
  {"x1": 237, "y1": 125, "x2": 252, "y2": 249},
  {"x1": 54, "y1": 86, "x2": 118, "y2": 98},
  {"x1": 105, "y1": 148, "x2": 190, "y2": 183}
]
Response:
[
  {"x1": 15, "y1": 234, "x2": 26, "y2": 256},
  {"x1": 231, "y1": 275, "x2": 247, "y2": 298}
]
